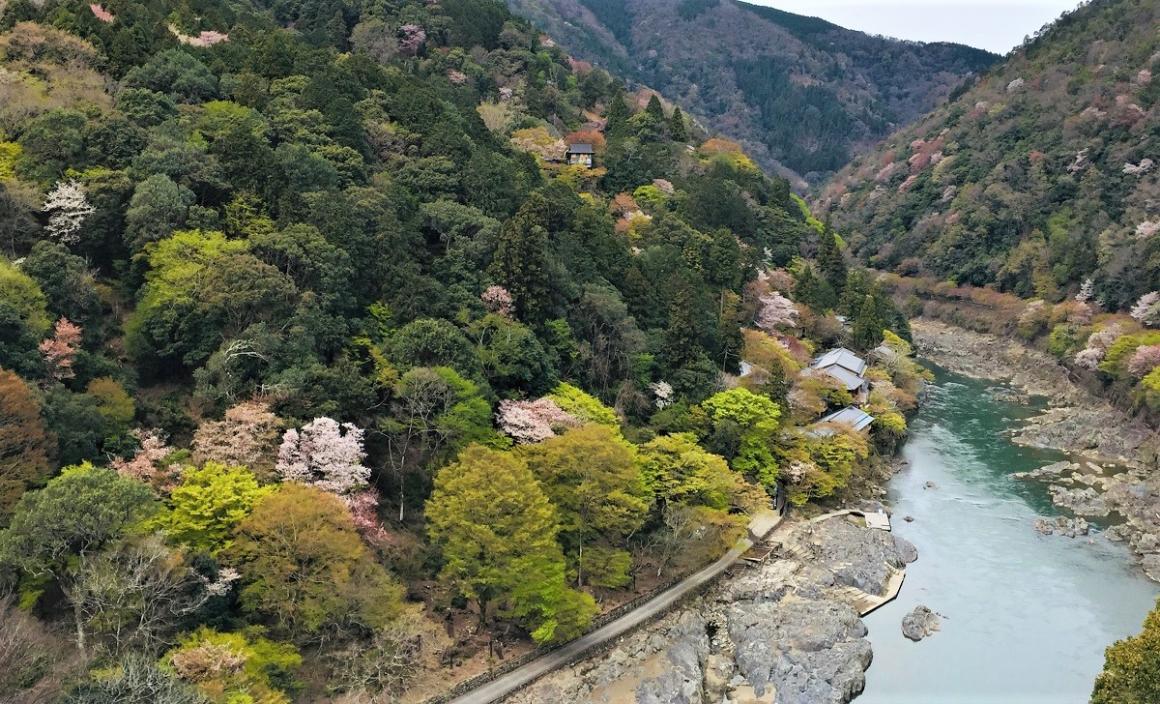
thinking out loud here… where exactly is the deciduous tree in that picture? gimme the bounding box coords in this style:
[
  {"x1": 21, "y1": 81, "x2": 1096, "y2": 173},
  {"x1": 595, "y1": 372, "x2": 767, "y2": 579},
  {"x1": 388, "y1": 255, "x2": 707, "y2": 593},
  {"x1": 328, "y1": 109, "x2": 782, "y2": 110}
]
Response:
[{"x1": 0, "y1": 369, "x2": 52, "y2": 524}]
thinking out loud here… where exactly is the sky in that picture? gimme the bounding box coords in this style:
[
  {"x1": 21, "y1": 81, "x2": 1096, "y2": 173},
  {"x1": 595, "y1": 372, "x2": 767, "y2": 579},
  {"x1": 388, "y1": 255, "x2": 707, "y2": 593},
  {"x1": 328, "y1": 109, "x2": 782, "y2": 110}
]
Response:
[{"x1": 747, "y1": 0, "x2": 1084, "y2": 54}]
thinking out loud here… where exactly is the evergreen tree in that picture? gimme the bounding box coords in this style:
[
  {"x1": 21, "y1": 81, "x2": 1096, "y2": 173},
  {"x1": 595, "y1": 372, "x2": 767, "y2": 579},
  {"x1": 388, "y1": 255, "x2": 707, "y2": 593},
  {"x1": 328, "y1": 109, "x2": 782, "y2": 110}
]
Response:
[
  {"x1": 645, "y1": 94, "x2": 665, "y2": 123},
  {"x1": 851, "y1": 294, "x2": 885, "y2": 350},
  {"x1": 817, "y1": 223, "x2": 847, "y2": 296},
  {"x1": 490, "y1": 194, "x2": 554, "y2": 325},
  {"x1": 794, "y1": 264, "x2": 837, "y2": 312},
  {"x1": 669, "y1": 106, "x2": 688, "y2": 142},
  {"x1": 605, "y1": 90, "x2": 631, "y2": 138}
]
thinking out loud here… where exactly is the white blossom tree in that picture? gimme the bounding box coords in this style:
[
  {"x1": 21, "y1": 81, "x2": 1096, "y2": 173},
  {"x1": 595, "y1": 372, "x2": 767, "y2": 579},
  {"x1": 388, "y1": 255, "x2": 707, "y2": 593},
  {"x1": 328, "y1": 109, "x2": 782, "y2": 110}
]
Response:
[
  {"x1": 1075, "y1": 278, "x2": 1095, "y2": 303},
  {"x1": 276, "y1": 417, "x2": 370, "y2": 495},
  {"x1": 496, "y1": 398, "x2": 579, "y2": 444},
  {"x1": 754, "y1": 291, "x2": 798, "y2": 332},
  {"x1": 42, "y1": 180, "x2": 95, "y2": 245},
  {"x1": 1130, "y1": 291, "x2": 1160, "y2": 328}
]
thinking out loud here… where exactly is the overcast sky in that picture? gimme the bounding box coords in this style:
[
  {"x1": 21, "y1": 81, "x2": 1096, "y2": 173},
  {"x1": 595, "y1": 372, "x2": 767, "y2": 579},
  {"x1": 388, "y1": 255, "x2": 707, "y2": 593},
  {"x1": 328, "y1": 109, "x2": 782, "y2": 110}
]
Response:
[{"x1": 746, "y1": 0, "x2": 1084, "y2": 54}]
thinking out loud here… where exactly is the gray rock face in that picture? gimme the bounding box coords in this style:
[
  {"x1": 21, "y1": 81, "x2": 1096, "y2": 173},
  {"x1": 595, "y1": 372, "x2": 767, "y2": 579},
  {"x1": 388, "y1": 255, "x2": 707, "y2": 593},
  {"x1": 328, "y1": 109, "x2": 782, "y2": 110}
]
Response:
[
  {"x1": 1047, "y1": 486, "x2": 1108, "y2": 517},
  {"x1": 1034, "y1": 516, "x2": 1089, "y2": 538},
  {"x1": 901, "y1": 606, "x2": 940, "y2": 641},
  {"x1": 507, "y1": 515, "x2": 916, "y2": 704}
]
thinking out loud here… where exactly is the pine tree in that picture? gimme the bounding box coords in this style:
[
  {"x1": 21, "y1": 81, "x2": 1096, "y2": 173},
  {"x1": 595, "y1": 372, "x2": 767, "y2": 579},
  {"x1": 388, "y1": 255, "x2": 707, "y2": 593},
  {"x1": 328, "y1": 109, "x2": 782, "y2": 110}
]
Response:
[
  {"x1": 669, "y1": 106, "x2": 688, "y2": 142},
  {"x1": 794, "y1": 264, "x2": 837, "y2": 312},
  {"x1": 605, "y1": 90, "x2": 630, "y2": 138},
  {"x1": 645, "y1": 94, "x2": 665, "y2": 123},
  {"x1": 852, "y1": 294, "x2": 885, "y2": 350},
  {"x1": 817, "y1": 223, "x2": 847, "y2": 296},
  {"x1": 490, "y1": 194, "x2": 554, "y2": 325}
]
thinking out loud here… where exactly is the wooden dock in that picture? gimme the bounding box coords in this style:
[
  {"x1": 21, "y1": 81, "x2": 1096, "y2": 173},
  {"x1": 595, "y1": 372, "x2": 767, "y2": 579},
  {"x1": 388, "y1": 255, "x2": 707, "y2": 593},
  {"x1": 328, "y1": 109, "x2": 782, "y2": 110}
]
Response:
[
  {"x1": 831, "y1": 568, "x2": 906, "y2": 616},
  {"x1": 864, "y1": 512, "x2": 891, "y2": 531}
]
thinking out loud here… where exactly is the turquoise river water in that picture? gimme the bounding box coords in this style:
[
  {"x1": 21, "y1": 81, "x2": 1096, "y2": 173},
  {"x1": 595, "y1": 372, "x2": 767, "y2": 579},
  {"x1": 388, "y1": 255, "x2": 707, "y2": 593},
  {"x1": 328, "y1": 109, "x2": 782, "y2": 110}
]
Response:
[{"x1": 857, "y1": 365, "x2": 1159, "y2": 704}]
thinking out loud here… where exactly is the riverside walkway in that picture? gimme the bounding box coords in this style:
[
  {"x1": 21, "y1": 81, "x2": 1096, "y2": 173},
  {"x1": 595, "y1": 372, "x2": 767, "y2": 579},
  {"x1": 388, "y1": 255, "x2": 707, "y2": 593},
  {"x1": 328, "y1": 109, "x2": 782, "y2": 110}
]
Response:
[{"x1": 444, "y1": 509, "x2": 784, "y2": 704}]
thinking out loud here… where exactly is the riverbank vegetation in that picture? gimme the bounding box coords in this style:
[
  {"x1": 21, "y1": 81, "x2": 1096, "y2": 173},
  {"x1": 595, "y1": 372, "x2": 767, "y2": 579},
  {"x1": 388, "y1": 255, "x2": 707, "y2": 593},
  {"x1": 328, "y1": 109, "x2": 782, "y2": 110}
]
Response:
[
  {"x1": 878, "y1": 273, "x2": 1160, "y2": 425},
  {"x1": 0, "y1": 0, "x2": 923, "y2": 700}
]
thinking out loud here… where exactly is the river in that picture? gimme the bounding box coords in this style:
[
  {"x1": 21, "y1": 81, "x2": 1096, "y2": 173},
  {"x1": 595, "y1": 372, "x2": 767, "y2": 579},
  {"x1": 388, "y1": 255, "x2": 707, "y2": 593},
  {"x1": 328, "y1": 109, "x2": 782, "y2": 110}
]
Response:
[{"x1": 858, "y1": 364, "x2": 1159, "y2": 704}]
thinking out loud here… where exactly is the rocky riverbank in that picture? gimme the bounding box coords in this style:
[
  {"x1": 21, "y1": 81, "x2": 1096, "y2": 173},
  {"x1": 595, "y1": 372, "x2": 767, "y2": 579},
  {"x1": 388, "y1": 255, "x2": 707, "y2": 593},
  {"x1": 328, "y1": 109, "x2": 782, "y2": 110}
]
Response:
[
  {"x1": 503, "y1": 515, "x2": 916, "y2": 704},
  {"x1": 912, "y1": 319, "x2": 1160, "y2": 583},
  {"x1": 911, "y1": 319, "x2": 1154, "y2": 466}
]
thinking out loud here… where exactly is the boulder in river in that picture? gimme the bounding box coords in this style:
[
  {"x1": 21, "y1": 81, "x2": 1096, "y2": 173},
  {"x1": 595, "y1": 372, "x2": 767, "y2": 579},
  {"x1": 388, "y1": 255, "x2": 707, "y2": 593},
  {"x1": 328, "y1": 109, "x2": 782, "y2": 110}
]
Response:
[{"x1": 901, "y1": 605, "x2": 940, "y2": 641}]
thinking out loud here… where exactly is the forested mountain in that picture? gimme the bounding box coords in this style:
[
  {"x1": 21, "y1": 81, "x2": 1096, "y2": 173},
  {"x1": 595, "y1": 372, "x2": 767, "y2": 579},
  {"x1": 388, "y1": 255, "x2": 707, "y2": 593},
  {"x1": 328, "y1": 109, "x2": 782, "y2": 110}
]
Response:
[
  {"x1": 504, "y1": 0, "x2": 997, "y2": 183},
  {"x1": 0, "y1": 0, "x2": 924, "y2": 700},
  {"x1": 817, "y1": 0, "x2": 1160, "y2": 312}
]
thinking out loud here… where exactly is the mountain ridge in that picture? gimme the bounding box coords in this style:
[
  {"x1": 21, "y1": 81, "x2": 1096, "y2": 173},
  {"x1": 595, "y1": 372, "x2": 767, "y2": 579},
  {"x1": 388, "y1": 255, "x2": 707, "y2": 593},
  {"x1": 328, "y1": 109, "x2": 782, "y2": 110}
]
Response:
[{"x1": 505, "y1": 0, "x2": 999, "y2": 184}]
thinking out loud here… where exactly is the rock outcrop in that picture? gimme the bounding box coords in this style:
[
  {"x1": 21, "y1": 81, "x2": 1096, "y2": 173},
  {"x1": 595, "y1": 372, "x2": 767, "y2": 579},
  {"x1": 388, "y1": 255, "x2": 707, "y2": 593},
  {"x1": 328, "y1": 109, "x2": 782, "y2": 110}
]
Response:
[
  {"x1": 901, "y1": 605, "x2": 940, "y2": 641},
  {"x1": 505, "y1": 515, "x2": 916, "y2": 704}
]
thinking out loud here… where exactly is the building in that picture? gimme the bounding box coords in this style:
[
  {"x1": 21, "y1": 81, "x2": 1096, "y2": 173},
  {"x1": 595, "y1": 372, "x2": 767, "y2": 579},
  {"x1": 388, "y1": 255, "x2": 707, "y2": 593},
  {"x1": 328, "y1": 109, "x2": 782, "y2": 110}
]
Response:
[
  {"x1": 811, "y1": 347, "x2": 869, "y2": 400},
  {"x1": 566, "y1": 143, "x2": 594, "y2": 167},
  {"x1": 811, "y1": 406, "x2": 874, "y2": 436}
]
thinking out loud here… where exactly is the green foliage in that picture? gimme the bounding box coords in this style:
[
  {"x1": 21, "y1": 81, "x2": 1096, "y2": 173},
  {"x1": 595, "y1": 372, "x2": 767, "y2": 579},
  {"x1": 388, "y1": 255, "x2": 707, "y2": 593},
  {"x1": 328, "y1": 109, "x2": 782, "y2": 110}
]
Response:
[
  {"x1": 226, "y1": 484, "x2": 404, "y2": 641},
  {"x1": 1092, "y1": 598, "x2": 1160, "y2": 704},
  {"x1": 637, "y1": 432, "x2": 744, "y2": 511},
  {"x1": 520, "y1": 425, "x2": 650, "y2": 587},
  {"x1": 701, "y1": 388, "x2": 781, "y2": 490},
  {"x1": 426, "y1": 445, "x2": 595, "y2": 643},
  {"x1": 0, "y1": 463, "x2": 156, "y2": 580},
  {"x1": 0, "y1": 256, "x2": 50, "y2": 373},
  {"x1": 163, "y1": 627, "x2": 301, "y2": 704},
  {"x1": 470, "y1": 314, "x2": 557, "y2": 396},
  {"x1": 546, "y1": 382, "x2": 619, "y2": 427},
  {"x1": 1101, "y1": 332, "x2": 1160, "y2": 379},
  {"x1": 160, "y1": 463, "x2": 270, "y2": 554}
]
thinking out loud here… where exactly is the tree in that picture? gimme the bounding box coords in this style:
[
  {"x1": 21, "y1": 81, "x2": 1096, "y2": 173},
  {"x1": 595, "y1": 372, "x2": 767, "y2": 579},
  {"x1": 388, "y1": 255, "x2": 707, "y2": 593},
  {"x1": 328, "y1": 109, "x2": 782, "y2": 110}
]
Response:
[
  {"x1": 470, "y1": 314, "x2": 557, "y2": 396},
  {"x1": 520, "y1": 425, "x2": 650, "y2": 587},
  {"x1": 0, "y1": 370, "x2": 52, "y2": 525},
  {"x1": 702, "y1": 387, "x2": 781, "y2": 491},
  {"x1": 67, "y1": 535, "x2": 229, "y2": 656},
  {"x1": 42, "y1": 180, "x2": 95, "y2": 245},
  {"x1": 226, "y1": 484, "x2": 405, "y2": 641},
  {"x1": 276, "y1": 417, "x2": 370, "y2": 495},
  {"x1": 1132, "y1": 292, "x2": 1160, "y2": 328},
  {"x1": 1092, "y1": 598, "x2": 1160, "y2": 703},
  {"x1": 755, "y1": 291, "x2": 798, "y2": 332},
  {"x1": 852, "y1": 294, "x2": 885, "y2": 350},
  {"x1": 817, "y1": 225, "x2": 847, "y2": 295},
  {"x1": 123, "y1": 175, "x2": 194, "y2": 252},
  {"x1": 164, "y1": 627, "x2": 300, "y2": 704},
  {"x1": 0, "y1": 257, "x2": 51, "y2": 374},
  {"x1": 669, "y1": 106, "x2": 688, "y2": 142},
  {"x1": 496, "y1": 397, "x2": 579, "y2": 444},
  {"x1": 0, "y1": 464, "x2": 156, "y2": 652},
  {"x1": 161, "y1": 463, "x2": 270, "y2": 554},
  {"x1": 638, "y1": 432, "x2": 746, "y2": 512},
  {"x1": 490, "y1": 194, "x2": 554, "y2": 324},
  {"x1": 191, "y1": 402, "x2": 283, "y2": 479},
  {"x1": 645, "y1": 94, "x2": 665, "y2": 123},
  {"x1": 381, "y1": 366, "x2": 497, "y2": 520},
  {"x1": 386, "y1": 318, "x2": 481, "y2": 379},
  {"x1": 20, "y1": 241, "x2": 102, "y2": 330},
  {"x1": 39, "y1": 317, "x2": 82, "y2": 381},
  {"x1": 62, "y1": 655, "x2": 208, "y2": 704},
  {"x1": 123, "y1": 49, "x2": 218, "y2": 103},
  {"x1": 426, "y1": 445, "x2": 596, "y2": 643}
]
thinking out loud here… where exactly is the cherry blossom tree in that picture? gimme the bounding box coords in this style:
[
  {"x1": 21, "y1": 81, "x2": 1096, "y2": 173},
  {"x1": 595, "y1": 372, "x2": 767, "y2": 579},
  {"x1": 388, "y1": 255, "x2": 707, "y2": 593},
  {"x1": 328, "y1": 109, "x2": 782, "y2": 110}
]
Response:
[
  {"x1": 481, "y1": 285, "x2": 513, "y2": 318},
  {"x1": 1131, "y1": 291, "x2": 1160, "y2": 328},
  {"x1": 649, "y1": 381, "x2": 674, "y2": 409},
  {"x1": 755, "y1": 291, "x2": 798, "y2": 332},
  {"x1": 1128, "y1": 345, "x2": 1160, "y2": 378},
  {"x1": 42, "y1": 181, "x2": 94, "y2": 245},
  {"x1": 38, "y1": 318, "x2": 82, "y2": 381},
  {"x1": 276, "y1": 417, "x2": 370, "y2": 495},
  {"x1": 1075, "y1": 324, "x2": 1122, "y2": 370},
  {"x1": 344, "y1": 488, "x2": 390, "y2": 548},
  {"x1": 192, "y1": 401, "x2": 283, "y2": 479},
  {"x1": 496, "y1": 398, "x2": 579, "y2": 444},
  {"x1": 111, "y1": 429, "x2": 184, "y2": 493}
]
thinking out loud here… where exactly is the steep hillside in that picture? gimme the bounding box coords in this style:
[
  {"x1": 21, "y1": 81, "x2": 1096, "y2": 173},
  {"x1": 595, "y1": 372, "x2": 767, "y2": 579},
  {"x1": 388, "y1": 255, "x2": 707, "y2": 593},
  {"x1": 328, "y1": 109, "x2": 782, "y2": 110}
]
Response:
[
  {"x1": 505, "y1": 0, "x2": 997, "y2": 183},
  {"x1": 817, "y1": 0, "x2": 1160, "y2": 312},
  {"x1": 0, "y1": 0, "x2": 923, "y2": 701}
]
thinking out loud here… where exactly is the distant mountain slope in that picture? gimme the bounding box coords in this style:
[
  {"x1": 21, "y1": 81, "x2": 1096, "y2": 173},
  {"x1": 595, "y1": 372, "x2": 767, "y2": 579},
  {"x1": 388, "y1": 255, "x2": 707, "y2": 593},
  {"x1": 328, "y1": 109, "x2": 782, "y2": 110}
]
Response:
[
  {"x1": 816, "y1": 0, "x2": 1160, "y2": 311},
  {"x1": 505, "y1": 0, "x2": 997, "y2": 183}
]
